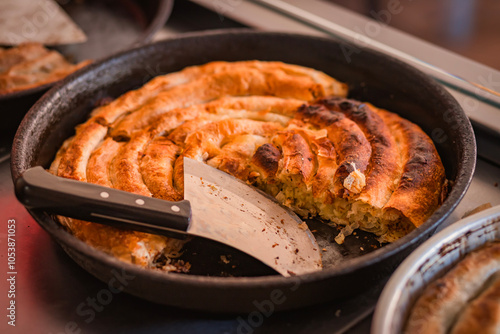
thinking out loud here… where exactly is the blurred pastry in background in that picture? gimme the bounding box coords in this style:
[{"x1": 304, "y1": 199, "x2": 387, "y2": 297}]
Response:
[{"x1": 0, "y1": 42, "x2": 90, "y2": 95}]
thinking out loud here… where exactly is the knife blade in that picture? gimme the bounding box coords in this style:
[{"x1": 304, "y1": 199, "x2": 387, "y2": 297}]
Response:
[
  {"x1": 183, "y1": 157, "x2": 322, "y2": 276},
  {"x1": 15, "y1": 158, "x2": 322, "y2": 276}
]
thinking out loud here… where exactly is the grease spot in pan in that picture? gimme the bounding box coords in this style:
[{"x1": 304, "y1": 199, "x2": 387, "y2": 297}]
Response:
[{"x1": 176, "y1": 218, "x2": 384, "y2": 277}]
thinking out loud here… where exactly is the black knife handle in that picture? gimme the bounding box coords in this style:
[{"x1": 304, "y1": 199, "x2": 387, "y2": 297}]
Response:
[{"x1": 15, "y1": 167, "x2": 191, "y2": 237}]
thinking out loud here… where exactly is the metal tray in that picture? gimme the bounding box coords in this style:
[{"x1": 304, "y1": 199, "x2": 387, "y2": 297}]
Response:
[{"x1": 372, "y1": 205, "x2": 500, "y2": 334}]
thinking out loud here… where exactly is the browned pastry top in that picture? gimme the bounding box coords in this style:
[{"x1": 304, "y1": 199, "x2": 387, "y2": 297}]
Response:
[
  {"x1": 0, "y1": 42, "x2": 90, "y2": 94},
  {"x1": 49, "y1": 60, "x2": 447, "y2": 270}
]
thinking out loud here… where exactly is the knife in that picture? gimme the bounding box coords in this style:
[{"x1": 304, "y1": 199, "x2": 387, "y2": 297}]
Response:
[{"x1": 15, "y1": 157, "x2": 322, "y2": 276}]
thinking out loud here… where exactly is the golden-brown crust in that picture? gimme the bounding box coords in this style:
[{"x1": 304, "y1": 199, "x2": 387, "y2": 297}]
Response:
[
  {"x1": 140, "y1": 137, "x2": 182, "y2": 201},
  {"x1": 310, "y1": 137, "x2": 337, "y2": 202},
  {"x1": 57, "y1": 121, "x2": 108, "y2": 181},
  {"x1": 107, "y1": 61, "x2": 346, "y2": 139},
  {"x1": 109, "y1": 131, "x2": 154, "y2": 196},
  {"x1": 52, "y1": 130, "x2": 181, "y2": 268},
  {"x1": 273, "y1": 130, "x2": 316, "y2": 185},
  {"x1": 318, "y1": 98, "x2": 400, "y2": 207},
  {"x1": 57, "y1": 216, "x2": 182, "y2": 268},
  {"x1": 380, "y1": 111, "x2": 447, "y2": 227},
  {"x1": 207, "y1": 134, "x2": 269, "y2": 180},
  {"x1": 50, "y1": 60, "x2": 446, "y2": 269},
  {"x1": 250, "y1": 143, "x2": 282, "y2": 180},
  {"x1": 406, "y1": 242, "x2": 500, "y2": 334},
  {"x1": 173, "y1": 118, "x2": 283, "y2": 194},
  {"x1": 86, "y1": 138, "x2": 123, "y2": 187},
  {"x1": 295, "y1": 103, "x2": 372, "y2": 197}
]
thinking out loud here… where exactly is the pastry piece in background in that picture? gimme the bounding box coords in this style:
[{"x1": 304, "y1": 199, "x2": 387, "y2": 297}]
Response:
[{"x1": 0, "y1": 42, "x2": 90, "y2": 94}]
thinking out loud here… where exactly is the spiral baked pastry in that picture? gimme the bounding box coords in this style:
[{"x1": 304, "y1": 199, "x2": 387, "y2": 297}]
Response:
[{"x1": 50, "y1": 60, "x2": 447, "y2": 270}]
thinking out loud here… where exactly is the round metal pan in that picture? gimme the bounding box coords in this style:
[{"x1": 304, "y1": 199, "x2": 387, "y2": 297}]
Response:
[
  {"x1": 11, "y1": 30, "x2": 476, "y2": 313},
  {"x1": 372, "y1": 205, "x2": 500, "y2": 334},
  {"x1": 0, "y1": 0, "x2": 173, "y2": 139}
]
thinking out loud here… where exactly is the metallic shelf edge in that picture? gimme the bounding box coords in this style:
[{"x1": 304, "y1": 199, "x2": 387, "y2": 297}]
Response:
[{"x1": 192, "y1": 0, "x2": 500, "y2": 138}]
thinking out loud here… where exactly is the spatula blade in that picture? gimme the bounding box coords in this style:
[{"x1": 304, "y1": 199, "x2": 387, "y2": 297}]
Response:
[{"x1": 183, "y1": 157, "x2": 322, "y2": 277}]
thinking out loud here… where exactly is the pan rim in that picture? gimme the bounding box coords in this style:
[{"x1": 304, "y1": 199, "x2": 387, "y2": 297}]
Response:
[{"x1": 11, "y1": 29, "x2": 476, "y2": 289}]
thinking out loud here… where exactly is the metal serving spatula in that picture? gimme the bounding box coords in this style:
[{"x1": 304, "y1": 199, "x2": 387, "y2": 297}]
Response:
[{"x1": 15, "y1": 158, "x2": 322, "y2": 276}]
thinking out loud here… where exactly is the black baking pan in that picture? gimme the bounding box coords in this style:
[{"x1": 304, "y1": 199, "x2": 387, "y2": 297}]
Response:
[
  {"x1": 10, "y1": 30, "x2": 476, "y2": 313},
  {"x1": 0, "y1": 0, "x2": 173, "y2": 140}
]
